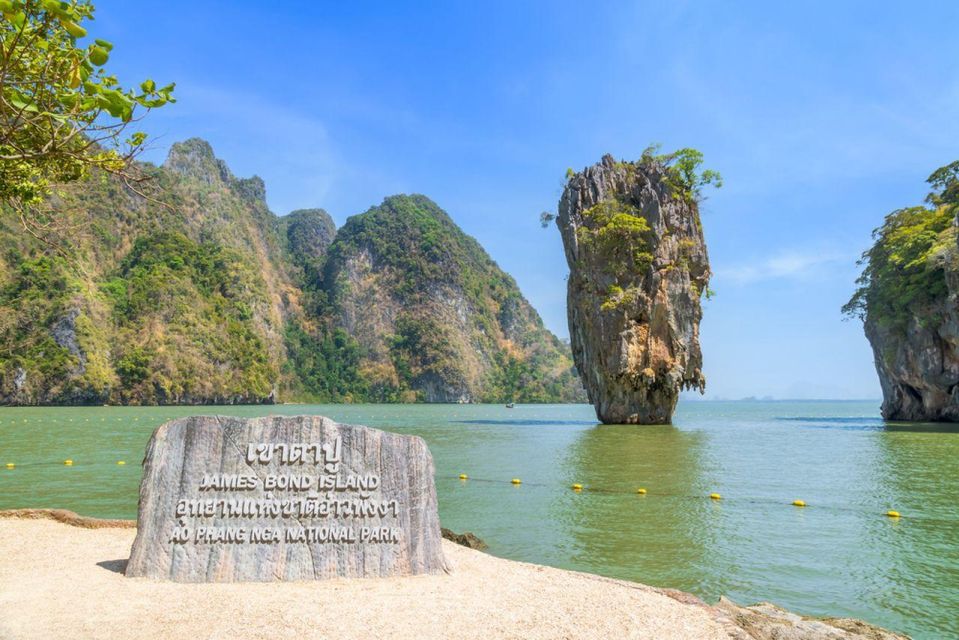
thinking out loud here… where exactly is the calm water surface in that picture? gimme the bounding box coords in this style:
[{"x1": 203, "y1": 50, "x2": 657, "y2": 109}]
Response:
[{"x1": 1, "y1": 401, "x2": 957, "y2": 638}]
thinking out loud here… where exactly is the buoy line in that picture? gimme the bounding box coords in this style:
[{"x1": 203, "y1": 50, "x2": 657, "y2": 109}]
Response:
[
  {"x1": 447, "y1": 474, "x2": 914, "y2": 520},
  {"x1": 0, "y1": 465, "x2": 920, "y2": 522},
  {"x1": 1, "y1": 459, "x2": 132, "y2": 469}
]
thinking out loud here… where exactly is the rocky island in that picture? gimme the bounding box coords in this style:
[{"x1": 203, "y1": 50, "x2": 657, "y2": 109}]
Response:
[
  {"x1": 845, "y1": 161, "x2": 959, "y2": 421},
  {"x1": 552, "y1": 149, "x2": 718, "y2": 424}
]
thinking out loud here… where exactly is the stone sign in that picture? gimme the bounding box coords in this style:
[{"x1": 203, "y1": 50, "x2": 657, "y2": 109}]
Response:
[{"x1": 125, "y1": 415, "x2": 449, "y2": 582}]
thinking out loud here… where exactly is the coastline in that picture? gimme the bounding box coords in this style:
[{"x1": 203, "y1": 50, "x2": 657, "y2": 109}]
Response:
[{"x1": 0, "y1": 510, "x2": 907, "y2": 640}]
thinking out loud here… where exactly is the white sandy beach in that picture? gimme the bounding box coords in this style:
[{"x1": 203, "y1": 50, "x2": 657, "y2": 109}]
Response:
[{"x1": 0, "y1": 511, "x2": 741, "y2": 640}]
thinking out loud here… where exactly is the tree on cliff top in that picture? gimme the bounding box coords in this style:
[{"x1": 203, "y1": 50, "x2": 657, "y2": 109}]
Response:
[
  {"x1": 843, "y1": 161, "x2": 959, "y2": 328},
  {"x1": 0, "y1": 0, "x2": 174, "y2": 230},
  {"x1": 640, "y1": 144, "x2": 723, "y2": 202},
  {"x1": 926, "y1": 161, "x2": 959, "y2": 207}
]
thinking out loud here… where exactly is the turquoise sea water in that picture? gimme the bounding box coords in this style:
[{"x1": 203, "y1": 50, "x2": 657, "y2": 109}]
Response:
[{"x1": 0, "y1": 401, "x2": 956, "y2": 638}]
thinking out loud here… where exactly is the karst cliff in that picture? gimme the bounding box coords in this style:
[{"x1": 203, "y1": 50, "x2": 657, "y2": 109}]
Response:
[
  {"x1": 555, "y1": 152, "x2": 713, "y2": 424},
  {"x1": 847, "y1": 161, "x2": 959, "y2": 421},
  {"x1": 319, "y1": 194, "x2": 585, "y2": 403},
  {"x1": 0, "y1": 139, "x2": 584, "y2": 405}
]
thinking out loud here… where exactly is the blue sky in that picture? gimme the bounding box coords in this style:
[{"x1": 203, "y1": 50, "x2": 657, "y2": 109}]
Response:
[{"x1": 94, "y1": 1, "x2": 958, "y2": 399}]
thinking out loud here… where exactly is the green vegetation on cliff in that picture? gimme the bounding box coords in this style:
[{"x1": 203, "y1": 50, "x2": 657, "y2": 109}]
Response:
[
  {"x1": 103, "y1": 231, "x2": 277, "y2": 402},
  {"x1": 282, "y1": 324, "x2": 366, "y2": 402},
  {"x1": 639, "y1": 144, "x2": 723, "y2": 202},
  {"x1": 0, "y1": 139, "x2": 285, "y2": 404},
  {"x1": 844, "y1": 162, "x2": 959, "y2": 331},
  {"x1": 576, "y1": 199, "x2": 653, "y2": 278},
  {"x1": 550, "y1": 147, "x2": 720, "y2": 312}
]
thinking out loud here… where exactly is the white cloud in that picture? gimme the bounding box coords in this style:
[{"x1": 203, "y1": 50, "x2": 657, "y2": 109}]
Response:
[
  {"x1": 715, "y1": 249, "x2": 852, "y2": 285},
  {"x1": 141, "y1": 81, "x2": 341, "y2": 216}
]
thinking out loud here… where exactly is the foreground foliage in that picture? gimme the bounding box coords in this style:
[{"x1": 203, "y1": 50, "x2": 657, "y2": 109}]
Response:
[{"x1": 0, "y1": 0, "x2": 173, "y2": 212}]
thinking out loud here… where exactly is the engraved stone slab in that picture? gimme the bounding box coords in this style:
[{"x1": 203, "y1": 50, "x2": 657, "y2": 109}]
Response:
[{"x1": 125, "y1": 415, "x2": 449, "y2": 582}]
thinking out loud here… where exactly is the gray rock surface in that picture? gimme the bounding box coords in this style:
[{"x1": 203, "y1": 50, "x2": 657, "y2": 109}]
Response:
[
  {"x1": 162, "y1": 137, "x2": 229, "y2": 185},
  {"x1": 556, "y1": 155, "x2": 710, "y2": 424},
  {"x1": 51, "y1": 308, "x2": 85, "y2": 372},
  {"x1": 12, "y1": 367, "x2": 25, "y2": 392},
  {"x1": 715, "y1": 597, "x2": 909, "y2": 640},
  {"x1": 126, "y1": 415, "x2": 449, "y2": 582},
  {"x1": 440, "y1": 528, "x2": 488, "y2": 550}
]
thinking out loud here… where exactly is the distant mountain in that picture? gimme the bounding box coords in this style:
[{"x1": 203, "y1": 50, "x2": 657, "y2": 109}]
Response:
[
  {"x1": 0, "y1": 139, "x2": 584, "y2": 405},
  {"x1": 315, "y1": 194, "x2": 585, "y2": 402}
]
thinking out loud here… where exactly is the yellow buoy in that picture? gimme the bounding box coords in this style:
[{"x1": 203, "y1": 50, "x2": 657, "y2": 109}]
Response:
[
  {"x1": 710, "y1": 493, "x2": 722, "y2": 500},
  {"x1": 117, "y1": 461, "x2": 126, "y2": 466},
  {"x1": 571, "y1": 483, "x2": 583, "y2": 491},
  {"x1": 636, "y1": 488, "x2": 647, "y2": 495},
  {"x1": 792, "y1": 500, "x2": 806, "y2": 507},
  {"x1": 887, "y1": 510, "x2": 901, "y2": 518},
  {"x1": 5, "y1": 463, "x2": 14, "y2": 469},
  {"x1": 458, "y1": 473, "x2": 468, "y2": 480},
  {"x1": 63, "y1": 459, "x2": 73, "y2": 466},
  {"x1": 511, "y1": 478, "x2": 522, "y2": 485}
]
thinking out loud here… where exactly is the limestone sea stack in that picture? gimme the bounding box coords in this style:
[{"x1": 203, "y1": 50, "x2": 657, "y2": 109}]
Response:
[
  {"x1": 847, "y1": 163, "x2": 959, "y2": 421},
  {"x1": 556, "y1": 154, "x2": 711, "y2": 424},
  {"x1": 863, "y1": 244, "x2": 959, "y2": 422}
]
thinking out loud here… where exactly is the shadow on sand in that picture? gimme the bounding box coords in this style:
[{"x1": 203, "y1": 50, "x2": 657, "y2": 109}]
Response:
[{"x1": 96, "y1": 559, "x2": 127, "y2": 574}]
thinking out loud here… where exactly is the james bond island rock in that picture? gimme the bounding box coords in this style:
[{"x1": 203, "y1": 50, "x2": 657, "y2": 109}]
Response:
[
  {"x1": 555, "y1": 150, "x2": 718, "y2": 424},
  {"x1": 845, "y1": 161, "x2": 959, "y2": 421},
  {"x1": 126, "y1": 415, "x2": 449, "y2": 582}
]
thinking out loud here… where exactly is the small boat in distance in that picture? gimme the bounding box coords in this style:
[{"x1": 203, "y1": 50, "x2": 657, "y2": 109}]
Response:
[{"x1": 506, "y1": 403, "x2": 515, "y2": 408}]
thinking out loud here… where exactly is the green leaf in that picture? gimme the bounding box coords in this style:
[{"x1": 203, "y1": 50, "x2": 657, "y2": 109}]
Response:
[
  {"x1": 128, "y1": 131, "x2": 148, "y2": 147},
  {"x1": 8, "y1": 92, "x2": 39, "y2": 112},
  {"x1": 93, "y1": 38, "x2": 114, "y2": 51},
  {"x1": 89, "y1": 46, "x2": 108, "y2": 66},
  {"x1": 140, "y1": 79, "x2": 155, "y2": 93},
  {"x1": 62, "y1": 20, "x2": 86, "y2": 39}
]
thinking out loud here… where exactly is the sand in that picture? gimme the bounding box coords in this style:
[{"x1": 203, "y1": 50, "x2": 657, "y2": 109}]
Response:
[{"x1": 0, "y1": 512, "x2": 741, "y2": 640}]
